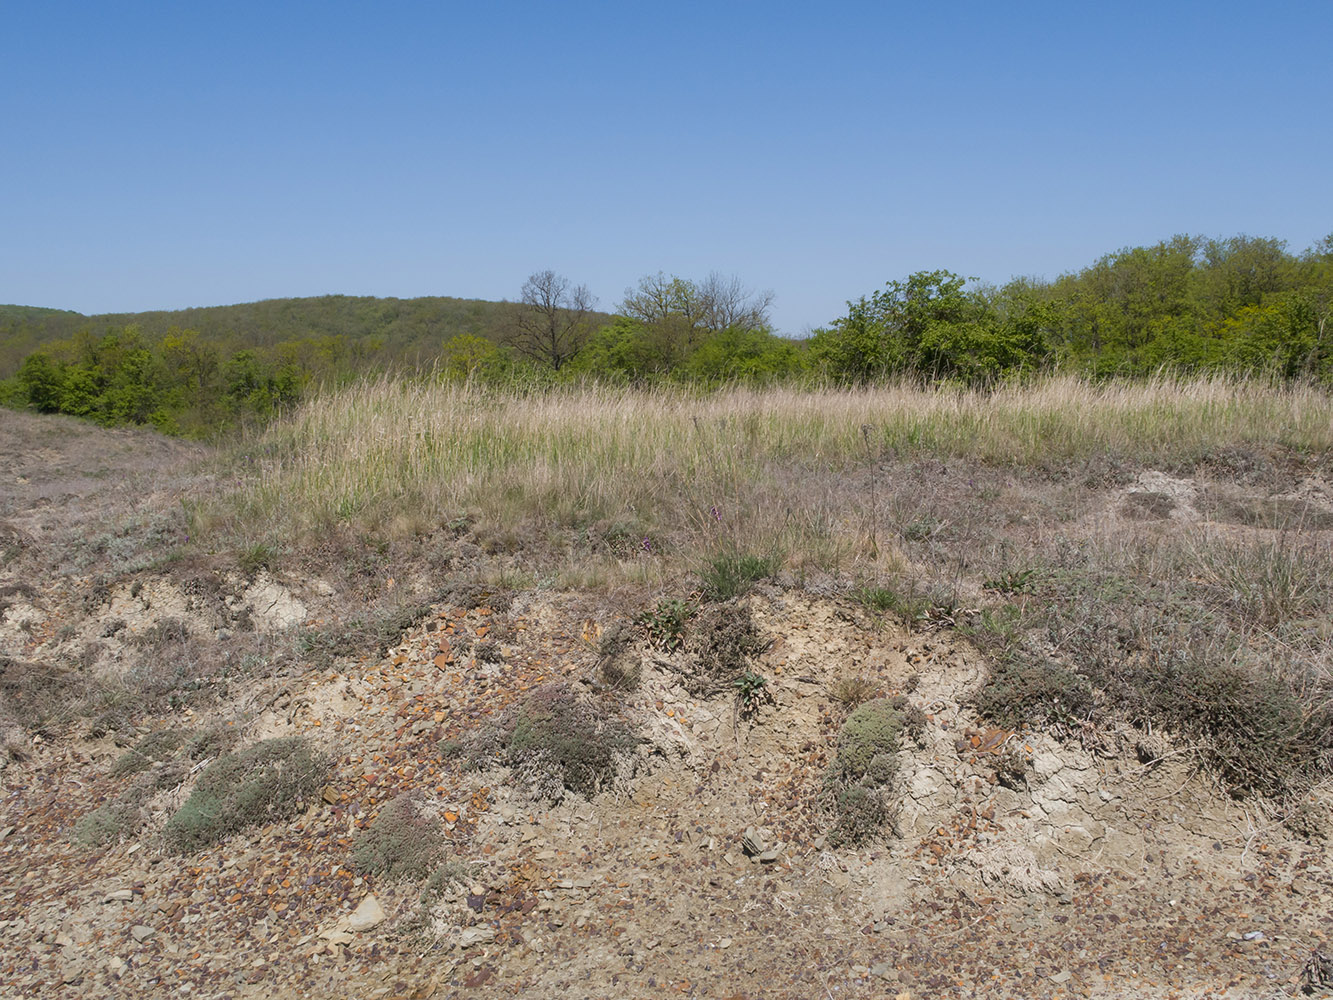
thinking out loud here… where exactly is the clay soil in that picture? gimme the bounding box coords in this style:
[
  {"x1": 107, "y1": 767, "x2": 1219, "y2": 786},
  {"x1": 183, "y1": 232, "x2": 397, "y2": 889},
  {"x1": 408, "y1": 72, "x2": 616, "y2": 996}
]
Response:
[{"x1": 1, "y1": 409, "x2": 1330, "y2": 1000}]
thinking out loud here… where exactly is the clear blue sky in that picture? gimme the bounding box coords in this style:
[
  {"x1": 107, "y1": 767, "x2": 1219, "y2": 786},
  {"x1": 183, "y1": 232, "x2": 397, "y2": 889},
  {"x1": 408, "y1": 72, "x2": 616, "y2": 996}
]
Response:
[{"x1": 4, "y1": 1, "x2": 1330, "y2": 334}]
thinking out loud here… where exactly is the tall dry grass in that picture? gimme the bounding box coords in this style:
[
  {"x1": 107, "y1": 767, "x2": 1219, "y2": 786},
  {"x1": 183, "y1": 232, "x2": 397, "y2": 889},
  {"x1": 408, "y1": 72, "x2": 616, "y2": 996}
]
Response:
[{"x1": 201, "y1": 374, "x2": 1333, "y2": 579}]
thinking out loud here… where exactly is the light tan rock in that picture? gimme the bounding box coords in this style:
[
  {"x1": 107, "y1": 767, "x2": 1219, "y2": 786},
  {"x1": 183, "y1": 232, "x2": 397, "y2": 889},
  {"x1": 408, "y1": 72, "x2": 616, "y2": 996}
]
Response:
[{"x1": 347, "y1": 894, "x2": 386, "y2": 932}]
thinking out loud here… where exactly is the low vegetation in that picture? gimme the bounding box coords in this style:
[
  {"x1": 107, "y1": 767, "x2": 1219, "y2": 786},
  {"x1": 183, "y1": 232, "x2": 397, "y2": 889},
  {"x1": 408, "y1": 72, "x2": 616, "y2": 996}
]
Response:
[
  {"x1": 824, "y1": 697, "x2": 926, "y2": 846},
  {"x1": 465, "y1": 684, "x2": 639, "y2": 802},
  {"x1": 352, "y1": 794, "x2": 451, "y2": 882},
  {"x1": 164, "y1": 737, "x2": 329, "y2": 853}
]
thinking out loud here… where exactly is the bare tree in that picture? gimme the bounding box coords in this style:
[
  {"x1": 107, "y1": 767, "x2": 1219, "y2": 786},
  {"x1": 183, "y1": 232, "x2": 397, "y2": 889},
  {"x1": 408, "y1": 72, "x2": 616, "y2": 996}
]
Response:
[
  {"x1": 507, "y1": 270, "x2": 596, "y2": 370},
  {"x1": 697, "y1": 271, "x2": 774, "y2": 334},
  {"x1": 619, "y1": 271, "x2": 773, "y2": 351}
]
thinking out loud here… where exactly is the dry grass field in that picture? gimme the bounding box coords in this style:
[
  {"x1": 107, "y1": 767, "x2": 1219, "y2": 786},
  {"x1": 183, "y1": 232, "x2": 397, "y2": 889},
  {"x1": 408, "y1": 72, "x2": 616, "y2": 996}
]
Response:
[{"x1": 2, "y1": 376, "x2": 1332, "y2": 997}]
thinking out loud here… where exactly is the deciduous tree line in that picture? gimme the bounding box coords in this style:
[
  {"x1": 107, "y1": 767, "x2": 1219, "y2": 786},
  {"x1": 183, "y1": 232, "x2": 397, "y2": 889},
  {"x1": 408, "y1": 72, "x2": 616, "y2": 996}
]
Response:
[{"x1": 4, "y1": 232, "x2": 1331, "y2": 437}]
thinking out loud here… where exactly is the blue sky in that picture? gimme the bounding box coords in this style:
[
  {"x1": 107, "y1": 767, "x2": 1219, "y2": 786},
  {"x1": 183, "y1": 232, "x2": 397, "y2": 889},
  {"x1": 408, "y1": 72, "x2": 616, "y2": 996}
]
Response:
[{"x1": 4, "y1": 1, "x2": 1330, "y2": 334}]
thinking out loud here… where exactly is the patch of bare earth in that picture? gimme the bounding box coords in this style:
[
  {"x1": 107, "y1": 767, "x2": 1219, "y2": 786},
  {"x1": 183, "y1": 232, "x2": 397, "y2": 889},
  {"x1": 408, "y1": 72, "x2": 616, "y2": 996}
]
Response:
[{"x1": 1, "y1": 409, "x2": 1330, "y2": 999}]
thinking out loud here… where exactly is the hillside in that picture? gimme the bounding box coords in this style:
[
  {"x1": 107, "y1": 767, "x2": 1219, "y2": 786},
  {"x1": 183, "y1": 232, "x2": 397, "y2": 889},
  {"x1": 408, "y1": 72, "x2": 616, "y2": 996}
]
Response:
[
  {"x1": 2, "y1": 380, "x2": 1333, "y2": 998},
  {"x1": 0, "y1": 294, "x2": 614, "y2": 380}
]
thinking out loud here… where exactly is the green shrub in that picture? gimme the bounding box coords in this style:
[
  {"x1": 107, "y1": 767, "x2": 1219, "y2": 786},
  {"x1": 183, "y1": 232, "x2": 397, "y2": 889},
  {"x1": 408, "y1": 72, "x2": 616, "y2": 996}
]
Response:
[
  {"x1": 466, "y1": 683, "x2": 638, "y2": 801},
  {"x1": 352, "y1": 795, "x2": 448, "y2": 881},
  {"x1": 823, "y1": 697, "x2": 922, "y2": 847},
  {"x1": 972, "y1": 655, "x2": 1096, "y2": 730},
  {"x1": 164, "y1": 737, "x2": 329, "y2": 852},
  {"x1": 73, "y1": 799, "x2": 144, "y2": 847},
  {"x1": 834, "y1": 699, "x2": 909, "y2": 785}
]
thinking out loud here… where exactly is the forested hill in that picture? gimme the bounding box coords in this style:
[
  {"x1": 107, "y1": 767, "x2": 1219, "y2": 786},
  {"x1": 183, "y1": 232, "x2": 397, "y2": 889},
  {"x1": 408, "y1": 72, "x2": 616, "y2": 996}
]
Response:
[{"x1": 0, "y1": 295, "x2": 545, "y2": 377}]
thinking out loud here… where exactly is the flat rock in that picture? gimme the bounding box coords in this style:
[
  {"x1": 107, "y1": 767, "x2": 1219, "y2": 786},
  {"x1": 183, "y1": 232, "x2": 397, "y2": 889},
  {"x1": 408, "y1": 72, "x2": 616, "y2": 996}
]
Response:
[
  {"x1": 130, "y1": 925, "x2": 156, "y2": 943},
  {"x1": 347, "y1": 894, "x2": 386, "y2": 932},
  {"x1": 102, "y1": 890, "x2": 134, "y2": 903},
  {"x1": 742, "y1": 826, "x2": 767, "y2": 856},
  {"x1": 459, "y1": 926, "x2": 496, "y2": 948}
]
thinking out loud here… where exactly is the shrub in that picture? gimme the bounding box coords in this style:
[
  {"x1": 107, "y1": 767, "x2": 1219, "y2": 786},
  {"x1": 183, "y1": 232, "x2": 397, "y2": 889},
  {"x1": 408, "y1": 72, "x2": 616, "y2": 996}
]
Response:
[
  {"x1": 1097, "y1": 646, "x2": 1333, "y2": 797},
  {"x1": 972, "y1": 655, "x2": 1096, "y2": 730},
  {"x1": 467, "y1": 683, "x2": 638, "y2": 801},
  {"x1": 823, "y1": 697, "x2": 922, "y2": 847},
  {"x1": 834, "y1": 698, "x2": 910, "y2": 786},
  {"x1": 73, "y1": 799, "x2": 144, "y2": 848},
  {"x1": 164, "y1": 737, "x2": 329, "y2": 852},
  {"x1": 352, "y1": 795, "x2": 448, "y2": 881}
]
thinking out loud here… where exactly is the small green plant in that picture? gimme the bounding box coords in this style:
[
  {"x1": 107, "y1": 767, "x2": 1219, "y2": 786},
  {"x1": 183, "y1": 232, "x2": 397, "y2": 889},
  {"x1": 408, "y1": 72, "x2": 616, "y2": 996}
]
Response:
[
  {"x1": 733, "y1": 670, "x2": 768, "y2": 715},
  {"x1": 700, "y1": 549, "x2": 780, "y2": 601},
  {"x1": 352, "y1": 795, "x2": 448, "y2": 882},
  {"x1": 164, "y1": 737, "x2": 329, "y2": 853},
  {"x1": 637, "y1": 598, "x2": 692, "y2": 652},
  {"x1": 466, "y1": 683, "x2": 639, "y2": 801},
  {"x1": 983, "y1": 568, "x2": 1037, "y2": 594}
]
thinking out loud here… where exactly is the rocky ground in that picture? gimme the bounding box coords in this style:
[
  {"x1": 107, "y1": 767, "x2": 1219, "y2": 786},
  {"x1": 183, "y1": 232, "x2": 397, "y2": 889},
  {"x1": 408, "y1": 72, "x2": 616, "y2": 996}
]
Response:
[{"x1": 1, "y1": 410, "x2": 1331, "y2": 999}]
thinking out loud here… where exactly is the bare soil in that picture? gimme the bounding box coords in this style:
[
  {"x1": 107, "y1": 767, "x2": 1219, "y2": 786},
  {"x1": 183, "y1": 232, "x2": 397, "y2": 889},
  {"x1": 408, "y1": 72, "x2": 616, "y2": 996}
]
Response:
[{"x1": 1, "y1": 409, "x2": 1331, "y2": 999}]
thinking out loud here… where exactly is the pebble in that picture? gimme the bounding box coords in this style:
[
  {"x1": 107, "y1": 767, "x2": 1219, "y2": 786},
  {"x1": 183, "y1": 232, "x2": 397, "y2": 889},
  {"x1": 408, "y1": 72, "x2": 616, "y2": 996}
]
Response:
[{"x1": 130, "y1": 925, "x2": 156, "y2": 943}]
